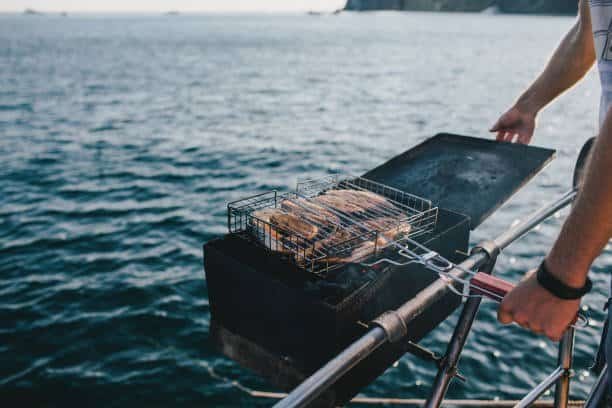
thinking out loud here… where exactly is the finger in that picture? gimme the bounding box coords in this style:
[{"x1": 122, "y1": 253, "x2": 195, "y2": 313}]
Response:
[
  {"x1": 517, "y1": 320, "x2": 545, "y2": 334},
  {"x1": 496, "y1": 130, "x2": 511, "y2": 141},
  {"x1": 514, "y1": 313, "x2": 529, "y2": 328},
  {"x1": 514, "y1": 320, "x2": 528, "y2": 329},
  {"x1": 545, "y1": 331, "x2": 563, "y2": 342},
  {"x1": 509, "y1": 132, "x2": 519, "y2": 143},
  {"x1": 497, "y1": 305, "x2": 513, "y2": 324},
  {"x1": 517, "y1": 133, "x2": 531, "y2": 145},
  {"x1": 490, "y1": 122, "x2": 500, "y2": 132},
  {"x1": 544, "y1": 324, "x2": 567, "y2": 342}
]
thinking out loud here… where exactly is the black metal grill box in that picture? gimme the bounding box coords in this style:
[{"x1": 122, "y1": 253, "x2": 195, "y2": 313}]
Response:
[{"x1": 203, "y1": 133, "x2": 555, "y2": 406}]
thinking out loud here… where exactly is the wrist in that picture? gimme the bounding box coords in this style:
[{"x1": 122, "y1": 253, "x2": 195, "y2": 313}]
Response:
[
  {"x1": 537, "y1": 259, "x2": 592, "y2": 300},
  {"x1": 515, "y1": 92, "x2": 543, "y2": 116},
  {"x1": 544, "y1": 254, "x2": 589, "y2": 288}
]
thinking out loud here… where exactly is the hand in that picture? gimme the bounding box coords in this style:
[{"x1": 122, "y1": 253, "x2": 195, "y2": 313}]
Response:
[
  {"x1": 497, "y1": 270, "x2": 580, "y2": 341},
  {"x1": 490, "y1": 106, "x2": 537, "y2": 144}
]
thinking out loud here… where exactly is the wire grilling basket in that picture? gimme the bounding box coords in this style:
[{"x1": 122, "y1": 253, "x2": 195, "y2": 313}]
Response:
[{"x1": 227, "y1": 175, "x2": 439, "y2": 276}]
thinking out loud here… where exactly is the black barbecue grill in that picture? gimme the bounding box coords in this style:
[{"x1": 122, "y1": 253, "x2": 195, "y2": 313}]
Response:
[{"x1": 203, "y1": 133, "x2": 556, "y2": 407}]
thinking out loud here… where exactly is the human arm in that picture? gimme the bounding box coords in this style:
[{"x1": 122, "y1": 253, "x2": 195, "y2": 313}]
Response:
[
  {"x1": 490, "y1": 0, "x2": 595, "y2": 144},
  {"x1": 497, "y1": 108, "x2": 612, "y2": 341}
]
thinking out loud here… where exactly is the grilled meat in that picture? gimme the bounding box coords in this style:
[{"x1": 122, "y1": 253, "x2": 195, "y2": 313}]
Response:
[
  {"x1": 361, "y1": 217, "x2": 412, "y2": 242},
  {"x1": 327, "y1": 240, "x2": 378, "y2": 264},
  {"x1": 251, "y1": 188, "x2": 413, "y2": 265},
  {"x1": 311, "y1": 228, "x2": 354, "y2": 250},
  {"x1": 323, "y1": 220, "x2": 410, "y2": 264},
  {"x1": 314, "y1": 189, "x2": 402, "y2": 215},
  {"x1": 312, "y1": 193, "x2": 365, "y2": 214},
  {"x1": 281, "y1": 198, "x2": 340, "y2": 229},
  {"x1": 269, "y1": 213, "x2": 319, "y2": 240},
  {"x1": 252, "y1": 207, "x2": 319, "y2": 240},
  {"x1": 249, "y1": 208, "x2": 289, "y2": 252},
  {"x1": 323, "y1": 189, "x2": 393, "y2": 212}
]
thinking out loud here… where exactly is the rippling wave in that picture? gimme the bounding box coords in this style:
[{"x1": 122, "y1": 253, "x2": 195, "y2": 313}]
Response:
[{"x1": 0, "y1": 11, "x2": 608, "y2": 406}]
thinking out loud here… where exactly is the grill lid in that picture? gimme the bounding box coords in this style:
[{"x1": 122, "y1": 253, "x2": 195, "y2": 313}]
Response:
[{"x1": 363, "y1": 133, "x2": 555, "y2": 229}]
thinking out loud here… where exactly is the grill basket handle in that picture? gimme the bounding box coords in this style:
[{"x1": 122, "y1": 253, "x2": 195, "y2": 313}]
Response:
[
  {"x1": 470, "y1": 272, "x2": 514, "y2": 300},
  {"x1": 470, "y1": 272, "x2": 588, "y2": 329}
]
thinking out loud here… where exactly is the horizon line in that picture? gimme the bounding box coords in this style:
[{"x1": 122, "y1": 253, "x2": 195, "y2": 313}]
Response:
[{"x1": 0, "y1": 8, "x2": 345, "y2": 14}]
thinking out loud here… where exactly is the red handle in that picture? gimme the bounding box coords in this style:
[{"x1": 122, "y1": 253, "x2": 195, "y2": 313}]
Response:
[
  {"x1": 471, "y1": 272, "x2": 584, "y2": 327},
  {"x1": 470, "y1": 272, "x2": 514, "y2": 301}
]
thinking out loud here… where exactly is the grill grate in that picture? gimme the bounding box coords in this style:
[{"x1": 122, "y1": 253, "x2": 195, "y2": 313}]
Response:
[{"x1": 227, "y1": 175, "x2": 438, "y2": 276}]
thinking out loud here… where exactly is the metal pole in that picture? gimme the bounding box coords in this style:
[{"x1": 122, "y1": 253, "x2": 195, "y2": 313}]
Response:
[
  {"x1": 515, "y1": 367, "x2": 566, "y2": 408},
  {"x1": 584, "y1": 365, "x2": 608, "y2": 408},
  {"x1": 554, "y1": 328, "x2": 575, "y2": 408},
  {"x1": 274, "y1": 189, "x2": 577, "y2": 408},
  {"x1": 493, "y1": 189, "x2": 576, "y2": 249},
  {"x1": 425, "y1": 297, "x2": 483, "y2": 408},
  {"x1": 273, "y1": 327, "x2": 388, "y2": 408},
  {"x1": 425, "y1": 259, "x2": 497, "y2": 408},
  {"x1": 549, "y1": 140, "x2": 592, "y2": 408}
]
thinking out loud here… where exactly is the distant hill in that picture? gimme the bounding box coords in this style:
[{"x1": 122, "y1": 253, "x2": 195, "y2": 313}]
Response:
[{"x1": 344, "y1": 0, "x2": 578, "y2": 15}]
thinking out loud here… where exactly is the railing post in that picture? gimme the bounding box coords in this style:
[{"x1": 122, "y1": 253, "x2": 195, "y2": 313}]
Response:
[
  {"x1": 424, "y1": 296, "x2": 483, "y2": 408},
  {"x1": 554, "y1": 327, "x2": 575, "y2": 408},
  {"x1": 584, "y1": 364, "x2": 608, "y2": 408},
  {"x1": 425, "y1": 242, "x2": 499, "y2": 408},
  {"x1": 553, "y1": 137, "x2": 592, "y2": 408}
]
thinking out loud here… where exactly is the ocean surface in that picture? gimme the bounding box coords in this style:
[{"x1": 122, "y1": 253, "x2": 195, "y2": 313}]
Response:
[{"x1": 1, "y1": 11, "x2": 610, "y2": 407}]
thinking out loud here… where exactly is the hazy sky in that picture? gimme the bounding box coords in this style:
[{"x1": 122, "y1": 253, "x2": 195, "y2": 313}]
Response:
[{"x1": 0, "y1": 1, "x2": 347, "y2": 12}]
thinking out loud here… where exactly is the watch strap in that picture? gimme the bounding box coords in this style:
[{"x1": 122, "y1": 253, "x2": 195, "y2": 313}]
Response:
[{"x1": 536, "y1": 260, "x2": 591, "y2": 300}]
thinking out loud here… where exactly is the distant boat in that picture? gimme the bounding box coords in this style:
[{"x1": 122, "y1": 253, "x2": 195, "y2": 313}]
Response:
[
  {"x1": 24, "y1": 8, "x2": 43, "y2": 15},
  {"x1": 165, "y1": 11, "x2": 180, "y2": 16},
  {"x1": 60, "y1": 11, "x2": 68, "y2": 17},
  {"x1": 307, "y1": 11, "x2": 323, "y2": 16}
]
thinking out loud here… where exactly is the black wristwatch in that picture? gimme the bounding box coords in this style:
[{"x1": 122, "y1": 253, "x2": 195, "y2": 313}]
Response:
[{"x1": 536, "y1": 260, "x2": 592, "y2": 300}]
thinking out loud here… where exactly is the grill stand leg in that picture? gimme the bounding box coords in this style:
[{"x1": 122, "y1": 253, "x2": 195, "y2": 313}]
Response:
[
  {"x1": 554, "y1": 328, "x2": 575, "y2": 408},
  {"x1": 424, "y1": 250, "x2": 498, "y2": 408},
  {"x1": 424, "y1": 296, "x2": 483, "y2": 408}
]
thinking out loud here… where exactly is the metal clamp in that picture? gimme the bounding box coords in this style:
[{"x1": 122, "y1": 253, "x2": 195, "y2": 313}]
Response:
[
  {"x1": 373, "y1": 311, "x2": 408, "y2": 343},
  {"x1": 406, "y1": 342, "x2": 467, "y2": 383},
  {"x1": 470, "y1": 240, "x2": 501, "y2": 264}
]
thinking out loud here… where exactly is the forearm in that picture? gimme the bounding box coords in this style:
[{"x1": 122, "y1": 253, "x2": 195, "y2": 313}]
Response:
[
  {"x1": 546, "y1": 110, "x2": 612, "y2": 287},
  {"x1": 515, "y1": 2, "x2": 595, "y2": 114}
]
